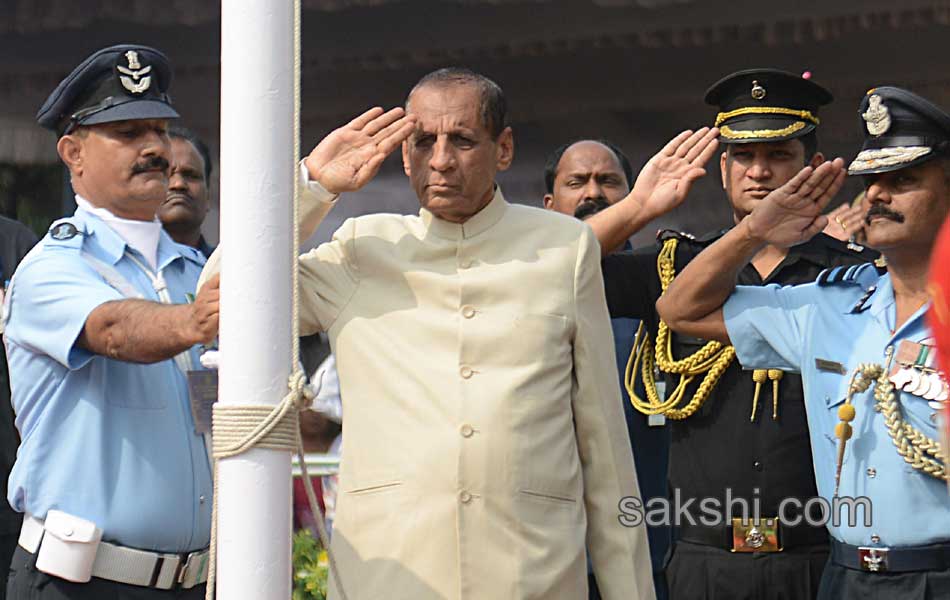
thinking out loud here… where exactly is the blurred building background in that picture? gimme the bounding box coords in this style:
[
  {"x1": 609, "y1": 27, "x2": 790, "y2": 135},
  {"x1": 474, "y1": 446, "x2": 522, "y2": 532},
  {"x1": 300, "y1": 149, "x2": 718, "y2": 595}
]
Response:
[{"x1": 2, "y1": 0, "x2": 950, "y2": 248}]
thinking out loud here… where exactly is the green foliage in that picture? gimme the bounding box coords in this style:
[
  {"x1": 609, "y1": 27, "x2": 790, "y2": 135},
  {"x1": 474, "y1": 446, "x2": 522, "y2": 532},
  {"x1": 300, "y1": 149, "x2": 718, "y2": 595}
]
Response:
[{"x1": 292, "y1": 529, "x2": 329, "y2": 600}]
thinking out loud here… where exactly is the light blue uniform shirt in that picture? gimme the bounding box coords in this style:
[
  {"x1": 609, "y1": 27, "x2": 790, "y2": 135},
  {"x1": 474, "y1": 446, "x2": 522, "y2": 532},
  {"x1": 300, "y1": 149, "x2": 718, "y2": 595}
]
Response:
[
  {"x1": 723, "y1": 262, "x2": 950, "y2": 548},
  {"x1": 3, "y1": 207, "x2": 212, "y2": 553}
]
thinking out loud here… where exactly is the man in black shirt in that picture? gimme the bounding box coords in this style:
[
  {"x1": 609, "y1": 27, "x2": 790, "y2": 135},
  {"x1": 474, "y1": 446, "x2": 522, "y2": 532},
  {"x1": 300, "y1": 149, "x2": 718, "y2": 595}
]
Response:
[
  {"x1": 0, "y1": 215, "x2": 37, "y2": 599},
  {"x1": 589, "y1": 70, "x2": 874, "y2": 599},
  {"x1": 542, "y1": 139, "x2": 671, "y2": 600}
]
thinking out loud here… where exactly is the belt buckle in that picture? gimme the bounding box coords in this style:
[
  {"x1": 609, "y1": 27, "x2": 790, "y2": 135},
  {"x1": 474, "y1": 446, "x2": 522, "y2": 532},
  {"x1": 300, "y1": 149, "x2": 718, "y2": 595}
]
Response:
[
  {"x1": 173, "y1": 555, "x2": 188, "y2": 588},
  {"x1": 731, "y1": 517, "x2": 782, "y2": 552},
  {"x1": 858, "y1": 546, "x2": 889, "y2": 572},
  {"x1": 178, "y1": 550, "x2": 210, "y2": 589}
]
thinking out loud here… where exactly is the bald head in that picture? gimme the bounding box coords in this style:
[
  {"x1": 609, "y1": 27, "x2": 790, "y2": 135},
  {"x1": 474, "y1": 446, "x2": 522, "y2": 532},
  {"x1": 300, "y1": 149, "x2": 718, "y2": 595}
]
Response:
[{"x1": 543, "y1": 140, "x2": 631, "y2": 219}]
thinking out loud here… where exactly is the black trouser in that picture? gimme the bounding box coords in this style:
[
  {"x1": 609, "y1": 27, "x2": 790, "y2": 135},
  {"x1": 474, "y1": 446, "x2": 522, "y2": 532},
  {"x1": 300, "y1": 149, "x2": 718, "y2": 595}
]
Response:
[
  {"x1": 818, "y1": 557, "x2": 950, "y2": 600},
  {"x1": 6, "y1": 546, "x2": 205, "y2": 600},
  {"x1": 0, "y1": 531, "x2": 19, "y2": 600},
  {"x1": 589, "y1": 569, "x2": 668, "y2": 600},
  {"x1": 666, "y1": 540, "x2": 828, "y2": 600}
]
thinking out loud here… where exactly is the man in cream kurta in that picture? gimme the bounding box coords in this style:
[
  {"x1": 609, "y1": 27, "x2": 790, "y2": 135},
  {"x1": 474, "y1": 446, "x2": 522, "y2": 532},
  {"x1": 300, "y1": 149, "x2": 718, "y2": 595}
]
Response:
[{"x1": 204, "y1": 69, "x2": 652, "y2": 599}]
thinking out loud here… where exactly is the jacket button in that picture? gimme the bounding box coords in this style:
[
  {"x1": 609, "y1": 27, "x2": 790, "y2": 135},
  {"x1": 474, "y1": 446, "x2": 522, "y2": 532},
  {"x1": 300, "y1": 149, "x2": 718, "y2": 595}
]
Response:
[
  {"x1": 462, "y1": 305, "x2": 476, "y2": 319},
  {"x1": 753, "y1": 460, "x2": 763, "y2": 471},
  {"x1": 460, "y1": 366, "x2": 473, "y2": 379},
  {"x1": 459, "y1": 490, "x2": 472, "y2": 504},
  {"x1": 866, "y1": 468, "x2": 877, "y2": 478},
  {"x1": 460, "y1": 424, "x2": 474, "y2": 438}
]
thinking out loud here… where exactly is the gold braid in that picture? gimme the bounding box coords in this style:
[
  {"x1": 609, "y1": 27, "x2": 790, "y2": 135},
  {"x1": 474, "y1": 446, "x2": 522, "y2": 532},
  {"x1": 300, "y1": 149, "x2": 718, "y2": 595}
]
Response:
[
  {"x1": 848, "y1": 362, "x2": 948, "y2": 481},
  {"x1": 625, "y1": 237, "x2": 736, "y2": 420},
  {"x1": 871, "y1": 366, "x2": 948, "y2": 480}
]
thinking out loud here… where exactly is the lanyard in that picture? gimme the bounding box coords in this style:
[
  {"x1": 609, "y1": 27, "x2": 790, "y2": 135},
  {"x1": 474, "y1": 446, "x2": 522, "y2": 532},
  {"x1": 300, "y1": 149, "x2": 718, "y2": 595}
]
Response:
[{"x1": 117, "y1": 252, "x2": 196, "y2": 376}]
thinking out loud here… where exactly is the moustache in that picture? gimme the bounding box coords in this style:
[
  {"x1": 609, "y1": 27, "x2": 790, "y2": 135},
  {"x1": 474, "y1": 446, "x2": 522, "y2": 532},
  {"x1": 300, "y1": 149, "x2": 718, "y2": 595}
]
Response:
[
  {"x1": 574, "y1": 198, "x2": 611, "y2": 220},
  {"x1": 131, "y1": 156, "x2": 170, "y2": 175},
  {"x1": 865, "y1": 204, "x2": 905, "y2": 225}
]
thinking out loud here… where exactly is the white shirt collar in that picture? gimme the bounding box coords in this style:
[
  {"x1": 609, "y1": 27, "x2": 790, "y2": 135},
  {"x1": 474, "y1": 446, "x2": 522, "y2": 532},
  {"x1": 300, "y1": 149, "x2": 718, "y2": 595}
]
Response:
[{"x1": 75, "y1": 195, "x2": 162, "y2": 271}]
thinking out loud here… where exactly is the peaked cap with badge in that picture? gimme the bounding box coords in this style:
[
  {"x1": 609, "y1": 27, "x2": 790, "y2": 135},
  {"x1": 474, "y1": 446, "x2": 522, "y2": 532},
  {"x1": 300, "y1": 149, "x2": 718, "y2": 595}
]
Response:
[
  {"x1": 36, "y1": 44, "x2": 178, "y2": 136},
  {"x1": 705, "y1": 68, "x2": 833, "y2": 144},
  {"x1": 847, "y1": 86, "x2": 950, "y2": 175}
]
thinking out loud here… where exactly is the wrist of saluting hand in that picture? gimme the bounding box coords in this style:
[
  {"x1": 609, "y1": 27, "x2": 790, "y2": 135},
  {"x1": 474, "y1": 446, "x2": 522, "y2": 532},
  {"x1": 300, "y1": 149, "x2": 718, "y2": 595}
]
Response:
[{"x1": 739, "y1": 216, "x2": 770, "y2": 246}]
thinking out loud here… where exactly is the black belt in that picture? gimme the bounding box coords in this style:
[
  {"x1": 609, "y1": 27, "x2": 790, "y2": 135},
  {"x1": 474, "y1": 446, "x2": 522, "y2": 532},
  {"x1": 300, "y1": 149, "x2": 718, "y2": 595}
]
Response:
[
  {"x1": 677, "y1": 520, "x2": 827, "y2": 552},
  {"x1": 831, "y1": 538, "x2": 950, "y2": 573}
]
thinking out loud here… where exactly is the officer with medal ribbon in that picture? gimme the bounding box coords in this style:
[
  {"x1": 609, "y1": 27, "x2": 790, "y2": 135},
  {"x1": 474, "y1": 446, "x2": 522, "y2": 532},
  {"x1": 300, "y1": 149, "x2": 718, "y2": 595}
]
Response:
[
  {"x1": 657, "y1": 86, "x2": 950, "y2": 598},
  {"x1": 4, "y1": 45, "x2": 219, "y2": 599},
  {"x1": 591, "y1": 69, "x2": 870, "y2": 599}
]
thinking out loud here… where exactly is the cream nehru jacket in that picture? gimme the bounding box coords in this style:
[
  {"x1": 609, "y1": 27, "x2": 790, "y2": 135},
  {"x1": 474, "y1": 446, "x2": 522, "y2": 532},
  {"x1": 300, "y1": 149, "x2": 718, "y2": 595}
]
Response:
[{"x1": 199, "y1": 181, "x2": 654, "y2": 600}]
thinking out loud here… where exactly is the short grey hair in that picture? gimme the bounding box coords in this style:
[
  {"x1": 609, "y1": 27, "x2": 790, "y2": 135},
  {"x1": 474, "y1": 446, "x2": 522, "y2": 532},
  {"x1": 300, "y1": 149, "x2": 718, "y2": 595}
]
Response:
[{"x1": 406, "y1": 67, "x2": 508, "y2": 139}]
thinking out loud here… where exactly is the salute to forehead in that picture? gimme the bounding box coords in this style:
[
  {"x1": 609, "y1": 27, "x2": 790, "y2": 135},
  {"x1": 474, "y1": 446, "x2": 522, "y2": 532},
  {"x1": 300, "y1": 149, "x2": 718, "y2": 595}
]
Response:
[
  {"x1": 705, "y1": 69, "x2": 833, "y2": 217},
  {"x1": 401, "y1": 68, "x2": 514, "y2": 224},
  {"x1": 405, "y1": 68, "x2": 508, "y2": 138}
]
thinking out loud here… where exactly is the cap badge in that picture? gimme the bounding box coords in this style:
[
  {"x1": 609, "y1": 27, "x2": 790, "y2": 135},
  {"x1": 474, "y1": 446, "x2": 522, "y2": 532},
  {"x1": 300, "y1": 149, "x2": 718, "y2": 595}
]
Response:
[
  {"x1": 751, "y1": 80, "x2": 766, "y2": 100},
  {"x1": 116, "y1": 50, "x2": 152, "y2": 95},
  {"x1": 862, "y1": 94, "x2": 891, "y2": 136}
]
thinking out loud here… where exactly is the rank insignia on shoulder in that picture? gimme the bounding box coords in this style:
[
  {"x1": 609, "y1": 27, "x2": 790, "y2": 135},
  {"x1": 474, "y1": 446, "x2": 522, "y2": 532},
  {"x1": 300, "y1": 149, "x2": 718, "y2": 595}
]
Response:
[
  {"x1": 817, "y1": 263, "x2": 875, "y2": 287},
  {"x1": 851, "y1": 285, "x2": 877, "y2": 313},
  {"x1": 816, "y1": 266, "x2": 847, "y2": 286},
  {"x1": 49, "y1": 222, "x2": 79, "y2": 241},
  {"x1": 657, "y1": 229, "x2": 695, "y2": 242}
]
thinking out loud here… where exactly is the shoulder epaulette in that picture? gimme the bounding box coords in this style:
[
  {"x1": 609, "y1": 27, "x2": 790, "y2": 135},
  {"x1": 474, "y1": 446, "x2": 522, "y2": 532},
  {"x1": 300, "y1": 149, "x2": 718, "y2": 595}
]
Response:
[
  {"x1": 657, "y1": 229, "x2": 695, "y2": 242},
  {"x1": 816, "y1": 262, "x2": 877, "y2": 286},
  {"x1": 42, "y1": 218, "x2": 85, "y2": 250},
  {"x1": 825, "y1": 233, "x2": 864, "y2": 254},
  {"x1": 692, "y1": 228, "x2": 729, "y2": 244}
]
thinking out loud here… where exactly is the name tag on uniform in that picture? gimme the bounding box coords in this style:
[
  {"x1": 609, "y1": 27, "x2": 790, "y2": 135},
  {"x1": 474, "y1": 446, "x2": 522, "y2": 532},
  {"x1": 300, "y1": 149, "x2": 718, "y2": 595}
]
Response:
[
  {"x1": 815, "y1": 358, "x2": 846, "y2": 375},
  {"x1": 187, "y1": 370, "x2": 218, "y2": 435}
]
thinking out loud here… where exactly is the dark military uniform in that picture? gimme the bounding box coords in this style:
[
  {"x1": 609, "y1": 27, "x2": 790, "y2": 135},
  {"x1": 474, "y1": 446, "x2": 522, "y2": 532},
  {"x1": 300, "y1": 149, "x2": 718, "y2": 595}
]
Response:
[
  {"x1": 599, "y1": 68, "x2": 861, "y2": 599},
  {"x1": 600, "y1": 68, "x2": 872, "y2": 599},
  {"x1": 603, "y1": 230, "x2": 873, "y2": 599}
]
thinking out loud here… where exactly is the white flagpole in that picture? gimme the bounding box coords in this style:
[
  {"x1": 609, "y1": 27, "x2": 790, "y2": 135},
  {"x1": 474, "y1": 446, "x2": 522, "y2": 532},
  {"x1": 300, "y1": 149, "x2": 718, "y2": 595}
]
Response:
[{"x1": 217, "y1": 1, "x2": 294, "y2": 598}]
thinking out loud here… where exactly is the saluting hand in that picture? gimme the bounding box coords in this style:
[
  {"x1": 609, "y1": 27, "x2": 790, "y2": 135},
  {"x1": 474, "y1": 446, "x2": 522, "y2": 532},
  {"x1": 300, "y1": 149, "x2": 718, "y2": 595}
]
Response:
[
  {"x1": 304, "y1": 107, "x2": 417, "y2": 194},
  {"x1": 629, "y1": 127, "x2": 720, "y2": 219},
  {"x1": 745, "y1": 158, "x2": 847, "y2": 248},
  {"x1": 822, "y1": 199, "x2": 867, "y2": 242}
]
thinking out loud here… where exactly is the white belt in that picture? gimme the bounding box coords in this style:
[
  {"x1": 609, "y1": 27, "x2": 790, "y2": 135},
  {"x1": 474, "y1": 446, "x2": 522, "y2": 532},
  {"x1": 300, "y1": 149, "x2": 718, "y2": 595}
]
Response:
[{"x1": 19, "y1": 514, "x2": 209, "y2": 590}]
